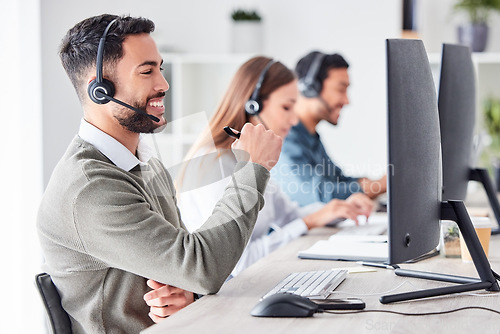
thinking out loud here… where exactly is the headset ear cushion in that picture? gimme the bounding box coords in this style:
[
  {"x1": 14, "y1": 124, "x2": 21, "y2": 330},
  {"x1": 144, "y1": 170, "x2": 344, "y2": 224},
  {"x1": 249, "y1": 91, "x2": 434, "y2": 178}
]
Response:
[
  {"x1": 245, "y1": 98, "x2": 262, "y2": 116},
  {"x1": 87, "y1": 78, "x2": 115, "y2": 104},
  {"x1": 298, "y1": 78, "x2": 321, "y2": 98}
]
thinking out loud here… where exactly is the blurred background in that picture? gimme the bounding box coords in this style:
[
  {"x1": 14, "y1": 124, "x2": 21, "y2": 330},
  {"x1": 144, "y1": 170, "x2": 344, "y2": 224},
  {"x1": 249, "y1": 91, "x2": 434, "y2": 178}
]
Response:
[{"x1": 2, "y1": 0, "x2": 500, "y2": 332}]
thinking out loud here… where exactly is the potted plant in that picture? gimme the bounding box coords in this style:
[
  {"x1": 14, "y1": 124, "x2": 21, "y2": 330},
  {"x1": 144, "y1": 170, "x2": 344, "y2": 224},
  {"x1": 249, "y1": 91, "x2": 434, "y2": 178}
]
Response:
[
  {"x1": 230, "y1": 9, "x2": 263, "y2": 54},
  {"x1": 441, "y1": 221, "x2": 461, "y2": 257},
  {"x1": 231, "y1": 9, "x2": 262, "y2": 22},
  {"x1": 454, "y1": 0, "x2": 500, "y2": 52},
  {"x1": 483, "y1": 97, "x2": 500, "y2": 189}
]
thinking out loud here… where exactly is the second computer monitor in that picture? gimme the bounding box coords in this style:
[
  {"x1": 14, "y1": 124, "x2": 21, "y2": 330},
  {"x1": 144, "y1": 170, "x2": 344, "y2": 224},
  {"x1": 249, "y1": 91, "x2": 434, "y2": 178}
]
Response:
[
  {"x1": 438, "y1": 43, "x2": 500, "y2": 234},
  {"x1": 438, "y1": 43, "x2": 476, "y2": 201}
]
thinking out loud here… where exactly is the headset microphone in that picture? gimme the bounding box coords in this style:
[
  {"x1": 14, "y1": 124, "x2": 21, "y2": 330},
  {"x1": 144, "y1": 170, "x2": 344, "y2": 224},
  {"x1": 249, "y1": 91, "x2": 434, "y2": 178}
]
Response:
[
  {"x1": 318, "y1": 96, "x2": 332, "y2": 114},
  {"x1": 93, "y1": 90, "x2": 160, "y2": 122},
  {"x1": 87, "y1": 18, "x2": 160, "y2": 123}
]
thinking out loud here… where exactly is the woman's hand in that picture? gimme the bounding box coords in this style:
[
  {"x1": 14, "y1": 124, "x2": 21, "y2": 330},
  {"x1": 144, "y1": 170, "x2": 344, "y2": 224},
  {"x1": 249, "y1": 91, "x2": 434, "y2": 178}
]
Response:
[{"x1": 303, "y1": 194, "x2": 374, "y2": 229}]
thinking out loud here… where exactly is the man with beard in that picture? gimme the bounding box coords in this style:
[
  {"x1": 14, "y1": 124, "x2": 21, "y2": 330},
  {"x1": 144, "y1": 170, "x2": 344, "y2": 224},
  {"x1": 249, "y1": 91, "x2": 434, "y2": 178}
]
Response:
[
  {"x1": 272, "y1": 51, "x2": 386, "y2": 206},
  {"x1": 37, "y1": 14, "x2": 282, "y2": 333}
]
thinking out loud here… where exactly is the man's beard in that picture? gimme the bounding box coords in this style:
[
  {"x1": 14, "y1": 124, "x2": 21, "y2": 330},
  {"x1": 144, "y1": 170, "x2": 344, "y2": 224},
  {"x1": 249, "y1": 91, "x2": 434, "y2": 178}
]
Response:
[{"x1": 114, "y1": 97, "x2": 164, "y2": 133}]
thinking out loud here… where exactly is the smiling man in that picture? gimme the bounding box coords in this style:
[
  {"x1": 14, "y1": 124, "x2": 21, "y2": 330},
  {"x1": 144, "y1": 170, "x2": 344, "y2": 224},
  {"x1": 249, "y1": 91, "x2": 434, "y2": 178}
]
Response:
[
  {"x1": 37, "y1": 14, "x2": 282, "y2": 333},
  {"x1": 272, "y1": 51, "x2": 386, "y2": 206}
]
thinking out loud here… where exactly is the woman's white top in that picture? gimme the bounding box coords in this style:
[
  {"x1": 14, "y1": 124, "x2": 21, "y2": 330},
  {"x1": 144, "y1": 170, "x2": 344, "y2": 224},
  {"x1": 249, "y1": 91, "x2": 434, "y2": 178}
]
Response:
[{"x1": 176, "y1": 147, "x2": 323, "y2": 278}]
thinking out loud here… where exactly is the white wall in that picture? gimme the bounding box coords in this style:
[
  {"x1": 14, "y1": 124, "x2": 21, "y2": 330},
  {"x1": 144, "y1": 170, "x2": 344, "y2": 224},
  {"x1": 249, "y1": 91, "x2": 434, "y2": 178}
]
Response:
[
  {"x1": 0, "y1": 0, "x2": 45, "y2": 333},
  {"x1": 39, "y1": 0, "x2": 500, "y2": 183},
  {"x1": 41, "y1": 0, "x2": 401, "y2": 185}
]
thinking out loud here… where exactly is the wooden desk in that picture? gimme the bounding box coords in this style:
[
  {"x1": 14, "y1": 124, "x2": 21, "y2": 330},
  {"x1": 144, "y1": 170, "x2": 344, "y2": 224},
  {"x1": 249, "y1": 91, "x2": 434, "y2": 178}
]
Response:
[{"x1": 143, "y1": 229, "x2": 500, "y2": 334}]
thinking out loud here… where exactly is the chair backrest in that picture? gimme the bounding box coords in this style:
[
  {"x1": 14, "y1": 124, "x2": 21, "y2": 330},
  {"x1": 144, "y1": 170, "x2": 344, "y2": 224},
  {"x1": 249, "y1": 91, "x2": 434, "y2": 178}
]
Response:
[{"x1": 35, "y1": 273, "x2": 73, "y2": 334}]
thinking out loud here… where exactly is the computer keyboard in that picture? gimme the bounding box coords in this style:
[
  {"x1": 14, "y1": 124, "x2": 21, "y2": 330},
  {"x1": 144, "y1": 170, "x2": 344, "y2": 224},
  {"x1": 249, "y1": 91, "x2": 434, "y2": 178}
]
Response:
[{"x1": 261, "y1": 269, "x2": 347, "y2": 300}]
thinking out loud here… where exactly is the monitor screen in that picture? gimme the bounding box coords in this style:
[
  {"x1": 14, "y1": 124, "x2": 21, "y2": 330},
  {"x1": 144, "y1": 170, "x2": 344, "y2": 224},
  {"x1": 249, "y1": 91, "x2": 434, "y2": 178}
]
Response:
[
  {"x1": 386, "y1": 39, "x2": 442, "y2": 264},
  {"x1": 438, "y1": 43, "x2": 476, "y2": 201}
]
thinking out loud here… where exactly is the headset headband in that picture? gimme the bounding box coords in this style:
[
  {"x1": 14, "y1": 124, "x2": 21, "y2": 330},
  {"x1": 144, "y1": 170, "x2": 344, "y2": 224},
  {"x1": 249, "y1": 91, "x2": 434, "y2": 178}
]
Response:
[
  {"x1": 96, "y1": 18, "x2": 118, "y2": 84},
  {"x1": 250, "y1": 59, "x2": 276, "y2": 101},
  {"x1": 302, "y1": 53, "x2": 325, "y2": 86}
]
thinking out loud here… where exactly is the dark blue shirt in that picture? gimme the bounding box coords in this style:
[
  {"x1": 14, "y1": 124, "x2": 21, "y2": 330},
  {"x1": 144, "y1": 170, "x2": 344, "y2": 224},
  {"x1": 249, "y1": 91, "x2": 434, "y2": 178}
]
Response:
[{"x1": 272, "y1": 121, "x2": 362, "y2": 205}]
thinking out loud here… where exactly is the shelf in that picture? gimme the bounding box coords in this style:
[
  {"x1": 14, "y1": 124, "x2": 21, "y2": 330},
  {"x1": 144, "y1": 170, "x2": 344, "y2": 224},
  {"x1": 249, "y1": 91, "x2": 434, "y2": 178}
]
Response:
[
  {"x1": 157, "y1": 53, "x2": 255, "y2": 167},
  {"x1": 471, "y1": 52, "x2": 500, "y2": 64},
  {"x1": 428, "y1": 52, "x2": 500, "y2": 65}
]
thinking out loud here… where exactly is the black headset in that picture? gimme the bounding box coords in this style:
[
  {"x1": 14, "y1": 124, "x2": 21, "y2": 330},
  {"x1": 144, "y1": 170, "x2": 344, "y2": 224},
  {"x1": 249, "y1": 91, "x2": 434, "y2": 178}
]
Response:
[
  {"x1": 87, "y1": 18, "x2": 159, "y2": 122},
  {"x1": 297, "y1": 52, "x2": 325, "y2": 98},
  {"x1": 87, "y1": 19, "x2": 118, "y2": 105},
  {"x1": 244, "y1": 59, "x2": 276, "y2": 116}
]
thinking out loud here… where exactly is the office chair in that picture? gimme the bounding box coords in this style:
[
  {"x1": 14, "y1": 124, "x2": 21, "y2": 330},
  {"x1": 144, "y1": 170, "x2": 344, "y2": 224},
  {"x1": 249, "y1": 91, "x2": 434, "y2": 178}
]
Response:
[{"x1": 35, "y1": 273, "x2": 72, "y2": 334}]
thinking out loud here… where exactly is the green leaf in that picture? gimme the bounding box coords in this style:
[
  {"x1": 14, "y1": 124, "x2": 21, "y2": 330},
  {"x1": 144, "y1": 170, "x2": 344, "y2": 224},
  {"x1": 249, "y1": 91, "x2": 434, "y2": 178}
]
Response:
[
  {"x1": 231, "y1": 9, "x2": 262, "y2": 21},
  {"x1": 454, "y1": 0, "x2": 500, "y2": 23}
]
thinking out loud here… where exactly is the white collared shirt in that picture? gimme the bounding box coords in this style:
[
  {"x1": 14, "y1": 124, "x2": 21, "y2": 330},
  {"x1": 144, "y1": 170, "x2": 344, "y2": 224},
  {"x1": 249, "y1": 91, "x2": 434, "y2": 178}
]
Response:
[
  {"x1": 177, "y1": 146, "x2": 323, "y2": 277},
  {"x1": 78, "y1": 118, "x2": 154, "y2": 171}
]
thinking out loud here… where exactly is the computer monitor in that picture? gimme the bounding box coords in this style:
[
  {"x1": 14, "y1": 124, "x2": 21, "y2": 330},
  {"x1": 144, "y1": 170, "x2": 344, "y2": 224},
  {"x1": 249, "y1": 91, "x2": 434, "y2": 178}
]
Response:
[
  {"x1": 386, "y1": 39, "x2": 442, "y2": 265},
  {"x1": 381, "y1": 39, "x2": 499, "y2": 303},
  {"x1": 438, "y1": 43, "x2": 500, "y2": 234}
]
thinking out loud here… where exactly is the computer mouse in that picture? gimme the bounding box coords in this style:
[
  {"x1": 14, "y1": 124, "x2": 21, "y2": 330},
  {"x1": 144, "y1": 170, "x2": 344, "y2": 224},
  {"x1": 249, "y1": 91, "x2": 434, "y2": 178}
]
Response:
[{"x1": 250, "y1": 294, "x2": 319, "y2": 317}]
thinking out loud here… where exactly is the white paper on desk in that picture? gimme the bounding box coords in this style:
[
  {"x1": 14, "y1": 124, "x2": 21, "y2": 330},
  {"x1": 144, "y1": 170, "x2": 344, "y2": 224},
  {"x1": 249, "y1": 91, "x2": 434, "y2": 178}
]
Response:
[{"x1": 298, "y1": 237, "x2": 388, "y2": 262}]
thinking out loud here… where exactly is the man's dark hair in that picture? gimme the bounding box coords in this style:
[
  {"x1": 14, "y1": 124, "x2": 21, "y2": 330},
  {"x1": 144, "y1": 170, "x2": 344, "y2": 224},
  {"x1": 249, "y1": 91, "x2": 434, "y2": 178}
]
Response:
[
  {"x1": 295, "y1": 51, "x2": 349, "y2": 90},
  {"x1": 59, "y1": 14, "x2": 155, "y2": 102}
]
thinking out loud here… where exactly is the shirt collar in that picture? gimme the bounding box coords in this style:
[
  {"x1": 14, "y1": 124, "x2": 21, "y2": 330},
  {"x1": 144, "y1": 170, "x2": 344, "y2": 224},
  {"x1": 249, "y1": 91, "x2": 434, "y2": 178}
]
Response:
[
  {"x1": 290, "y1": 120, "x2": 320, "y2": 148},
  {"x1": 78, "y1": 119, "x2": 154, "y2": 171}
]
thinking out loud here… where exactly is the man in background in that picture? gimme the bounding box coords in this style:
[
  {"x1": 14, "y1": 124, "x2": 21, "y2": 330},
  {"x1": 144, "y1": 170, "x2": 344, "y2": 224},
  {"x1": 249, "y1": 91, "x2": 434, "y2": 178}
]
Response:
[{"x1": 272, "y1": 51, "x2": 386, "y2": 206}]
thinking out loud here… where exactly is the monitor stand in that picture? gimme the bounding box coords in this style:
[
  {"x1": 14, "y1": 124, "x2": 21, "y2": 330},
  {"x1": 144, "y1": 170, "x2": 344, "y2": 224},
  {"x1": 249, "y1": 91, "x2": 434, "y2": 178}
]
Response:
[
  {"x1": 380, "y1": 200, "x2": 499, "y2": 304},
  {"x1": 469, "y1": 168, "x2": 500, "y2": 235}
]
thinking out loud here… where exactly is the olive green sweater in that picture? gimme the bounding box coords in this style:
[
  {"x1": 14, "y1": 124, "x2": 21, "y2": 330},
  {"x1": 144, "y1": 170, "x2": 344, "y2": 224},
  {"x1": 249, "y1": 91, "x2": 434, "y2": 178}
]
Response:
[{"x1": 37, "y1": 136, "x2": 269, "y2": 333}]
